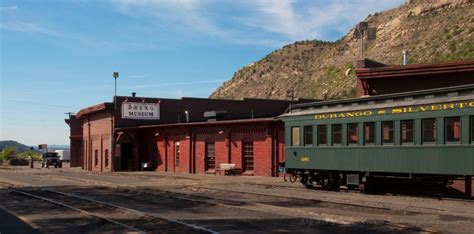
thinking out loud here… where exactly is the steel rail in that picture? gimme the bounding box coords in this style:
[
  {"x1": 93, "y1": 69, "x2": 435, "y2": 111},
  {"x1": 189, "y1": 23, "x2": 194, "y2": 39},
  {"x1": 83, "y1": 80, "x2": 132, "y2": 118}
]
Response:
[
  {"x1": 41, "y1": 188, "x2": 218, "y2": 234},
  {"x1": 7, "y1": 187, "x2": 146, "y2": 233},
  {"x1": 1, "y1": 180, "x2": 217, "y2": 233},
  {"x1": 131, "y1": 187, "x2": 439, "y2": 233}
]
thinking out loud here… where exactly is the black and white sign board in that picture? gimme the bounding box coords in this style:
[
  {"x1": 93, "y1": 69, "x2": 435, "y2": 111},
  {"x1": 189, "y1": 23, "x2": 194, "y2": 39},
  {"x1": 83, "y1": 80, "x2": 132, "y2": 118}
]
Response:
[{"x1": 122, "y1": 102, "x2": 160, "y2": 120}]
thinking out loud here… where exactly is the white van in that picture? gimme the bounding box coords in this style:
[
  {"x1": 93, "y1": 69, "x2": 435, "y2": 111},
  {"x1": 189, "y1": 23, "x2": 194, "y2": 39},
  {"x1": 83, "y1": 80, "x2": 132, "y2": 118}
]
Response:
[{"x1": 54, "y1": 150, "x2": 70, "y2": 162}]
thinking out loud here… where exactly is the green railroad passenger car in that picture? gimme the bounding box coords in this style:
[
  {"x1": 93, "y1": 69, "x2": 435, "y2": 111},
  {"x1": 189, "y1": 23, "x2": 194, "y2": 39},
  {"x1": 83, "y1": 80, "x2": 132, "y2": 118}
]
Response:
[{"x1": 279, "y1": 85, "x2": 474, "y2": 190}]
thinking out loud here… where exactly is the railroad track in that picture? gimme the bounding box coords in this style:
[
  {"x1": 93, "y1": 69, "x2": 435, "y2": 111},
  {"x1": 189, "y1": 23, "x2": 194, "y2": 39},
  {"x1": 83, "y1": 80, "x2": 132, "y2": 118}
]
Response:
[
  {"x1": 0, "y1": 181, "x2": 216, "y2": 233},
  {"x1": 238, "y1": 180, "x2": 474, "y2": 202},
  {"x1": 2, "y1": 173, "x2": 472, "y2": 232},
  {"x1": 2, "y1": 178, "x2": 435, "y2": 233},
  {"x1": 125, "y1": 187, "x2": 440, "y2": 233},
  {"x1": 196, "y1": 183, "x2": 474, "y2": 218}
]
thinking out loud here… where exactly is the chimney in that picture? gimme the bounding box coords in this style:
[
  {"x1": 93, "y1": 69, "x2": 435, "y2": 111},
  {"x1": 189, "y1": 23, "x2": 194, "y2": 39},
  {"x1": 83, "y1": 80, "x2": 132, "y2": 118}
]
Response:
[
  {"x1": 403, "y1": 50, "x2": 409, "y2": 65},
  {"x1": 131, "y1": 92, "x2": 136, "y2": 97}
]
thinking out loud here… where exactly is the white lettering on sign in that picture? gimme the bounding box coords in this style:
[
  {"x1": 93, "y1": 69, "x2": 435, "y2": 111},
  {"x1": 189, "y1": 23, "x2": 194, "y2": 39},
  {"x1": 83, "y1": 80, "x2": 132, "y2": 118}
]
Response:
[{"x1": 122, "y1": 102, "x2": 160, "y2": 120}]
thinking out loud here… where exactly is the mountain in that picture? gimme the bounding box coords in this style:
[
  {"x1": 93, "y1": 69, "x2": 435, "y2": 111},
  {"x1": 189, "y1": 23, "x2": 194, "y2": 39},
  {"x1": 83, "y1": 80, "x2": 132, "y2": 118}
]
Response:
[
  {"x1": 210, "y1": 0, "x2": 474, "y2": 100},
  {"x1": 0, "y1": 140, "x2": 33, "y2": 153}
]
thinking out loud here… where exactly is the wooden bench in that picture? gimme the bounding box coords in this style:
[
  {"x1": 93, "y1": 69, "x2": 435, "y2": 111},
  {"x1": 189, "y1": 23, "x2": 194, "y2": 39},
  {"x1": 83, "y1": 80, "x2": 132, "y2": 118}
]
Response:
[{"x1": 215, "y1": 163, "x2": 242, "y2": 176}]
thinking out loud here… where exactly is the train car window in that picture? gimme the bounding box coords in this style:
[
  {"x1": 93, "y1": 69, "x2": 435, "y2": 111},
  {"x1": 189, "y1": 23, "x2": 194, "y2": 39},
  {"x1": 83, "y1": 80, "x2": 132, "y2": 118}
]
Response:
[
  {"x1": 382, "y1": 121, "x2": 394, "y2": 144},
  {"x1": 364, "y1": 122, "x2": 375, "y2": 144},
  {"x1": 422, "y1": 119, "x2": 437, "y2": 143},
  {"x1": 291, "y1": 127, "x2": 300, "y2": 146},
  {"x1": 304, "y1": 126, "x2": 313, "y2": 145},
  {"x1": 347, "y1": 123, "x2": 358, "y2": 144},
  {"x1": 445, "y1": 117, "x2": 461, "y2": 143},
  {"x1": 317, "y1": 125, "x2": 327, "y2": 145},
  {"x1": 471, "y1": 116, "x2": 474, "y2": 143},
  {"x1": 401, "y1": 120, "x2": 414, "y2": 143},
  {"x1": 332, "y1": 124, "x2": 342, "y2": 145}
]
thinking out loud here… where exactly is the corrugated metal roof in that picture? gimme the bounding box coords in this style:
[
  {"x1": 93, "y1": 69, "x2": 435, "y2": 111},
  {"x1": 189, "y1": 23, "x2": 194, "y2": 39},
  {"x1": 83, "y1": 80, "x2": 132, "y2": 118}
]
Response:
[
  {"x1": 281, "y1": 84, "x2": 474, "y2": 118},
  {"x1": 280, "y1": 94, "x2": 474, "y2": 117}
]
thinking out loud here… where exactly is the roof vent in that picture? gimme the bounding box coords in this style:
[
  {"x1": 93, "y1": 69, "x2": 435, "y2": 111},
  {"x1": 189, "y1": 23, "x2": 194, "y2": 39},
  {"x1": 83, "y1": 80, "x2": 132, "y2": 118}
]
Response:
[{"x1": 204, "y1": 110, "x2": 228, "y2": 122}]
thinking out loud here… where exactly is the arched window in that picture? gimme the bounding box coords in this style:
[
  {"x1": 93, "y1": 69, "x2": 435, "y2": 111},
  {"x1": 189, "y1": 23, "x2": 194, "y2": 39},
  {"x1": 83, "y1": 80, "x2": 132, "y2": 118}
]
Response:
[
  {"x1": 205, "y1": 141, "x2": 215, "y2": 170},
  {"x1": 242, "y1": 140, "x2": 254, "y2": 171},
  {"x1": 94, "y1": 149, "x2": 99, "y2": 166},
  {"x1": 104, "y1": 149, "x2": 109, "y2": 167}
]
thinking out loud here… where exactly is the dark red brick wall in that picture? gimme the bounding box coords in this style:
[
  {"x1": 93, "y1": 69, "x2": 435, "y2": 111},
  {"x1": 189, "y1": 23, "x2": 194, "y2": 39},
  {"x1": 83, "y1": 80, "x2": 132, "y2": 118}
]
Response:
[
  {"x1": 81, "y1": 111, "x2": 113, "y2": 173},
  {"x1": 67, "y1": 116, "x2": 84, "y2": 167},
  {"x1": 135, "y1": 121, "x2": 284, "y2": 177}
]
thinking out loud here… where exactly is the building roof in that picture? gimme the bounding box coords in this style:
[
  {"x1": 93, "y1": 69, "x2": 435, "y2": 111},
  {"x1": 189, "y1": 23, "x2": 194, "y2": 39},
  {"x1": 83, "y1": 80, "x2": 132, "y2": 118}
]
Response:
[
  {"x1": 279, "y1": 84, "x2": 474, "y2": 118},
  {"x1": 356, "y1": 59, "x2": 474, "y2": 79},
  {"x1": 115, "y1": 117, "x2": 277, "y2": 130},
  {"x1": 75, "y1": 102, "x2": 113, "y2": 119}
]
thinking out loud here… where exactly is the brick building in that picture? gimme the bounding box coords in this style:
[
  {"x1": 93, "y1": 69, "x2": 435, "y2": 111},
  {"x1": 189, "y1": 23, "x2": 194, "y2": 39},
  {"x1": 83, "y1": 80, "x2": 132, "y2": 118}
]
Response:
[
  {"x1": 66, "y1": 59, "x2": 474, "y2": 180},
  {"x1": 66, "y1": 96, "x2": 297, "y2": 176}
]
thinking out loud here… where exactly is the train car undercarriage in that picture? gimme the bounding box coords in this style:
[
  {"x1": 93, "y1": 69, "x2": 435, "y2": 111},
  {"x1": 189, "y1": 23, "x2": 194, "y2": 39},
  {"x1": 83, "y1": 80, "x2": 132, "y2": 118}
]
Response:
[{"x1": 288, "y1": 169, "x2": 460, "y2": 193}]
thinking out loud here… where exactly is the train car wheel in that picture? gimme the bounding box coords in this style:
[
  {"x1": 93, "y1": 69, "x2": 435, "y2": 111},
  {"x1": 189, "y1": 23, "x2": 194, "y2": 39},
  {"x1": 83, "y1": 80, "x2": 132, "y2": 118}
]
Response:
[{"x1": 289, "y1": 173, "x2": 298, "y2": 183}]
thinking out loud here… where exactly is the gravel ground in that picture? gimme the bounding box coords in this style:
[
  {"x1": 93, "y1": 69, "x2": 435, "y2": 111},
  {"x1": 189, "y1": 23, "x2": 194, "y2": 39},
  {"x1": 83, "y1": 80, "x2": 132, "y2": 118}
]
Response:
[{"x1": 0, "y1": 164, "x2": 473, "y2": 233}]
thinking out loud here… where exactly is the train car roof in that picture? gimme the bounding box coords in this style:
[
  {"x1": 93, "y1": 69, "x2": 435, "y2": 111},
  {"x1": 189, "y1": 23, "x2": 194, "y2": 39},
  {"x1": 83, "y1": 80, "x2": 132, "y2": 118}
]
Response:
[{"x1": 280, "y1": 84, "x2": 474, "y2": 118}]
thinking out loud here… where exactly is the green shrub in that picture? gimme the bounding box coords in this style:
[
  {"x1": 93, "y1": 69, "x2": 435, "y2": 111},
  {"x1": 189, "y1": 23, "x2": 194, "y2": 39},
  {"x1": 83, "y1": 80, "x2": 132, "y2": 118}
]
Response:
[{"x1": 0, "y1": 147, "x2": 17, "y2": 160}]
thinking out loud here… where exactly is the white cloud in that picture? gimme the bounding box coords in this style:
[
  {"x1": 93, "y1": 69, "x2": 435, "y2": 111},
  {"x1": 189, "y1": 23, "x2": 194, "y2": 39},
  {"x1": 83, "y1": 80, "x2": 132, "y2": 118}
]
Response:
[
  {"x1": 240, "y1": 0, "x2": 404, "y2": 41},
  {"x1": 111, "y1": 0, "x2": 403, "y2": 46},
  {"x1": 0, "y1": 21, "x2": 57, "y2": 35},
  {"x1": 128, "y1": 73, "x2": 152, "y2": 79},
  {"x1": 111, "y1": 0, "x2": 287, "y2": 46}
]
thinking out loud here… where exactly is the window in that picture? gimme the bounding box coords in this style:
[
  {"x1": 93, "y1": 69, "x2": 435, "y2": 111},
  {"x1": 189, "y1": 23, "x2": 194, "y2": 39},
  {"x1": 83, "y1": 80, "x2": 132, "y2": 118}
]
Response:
[
  {"x1": 472, "y1": 116, "x2": 474, "y2": 143},
  {"x1": 243, "y1": 141, "x2": 254, "y2": 171},
  {"x1": 401, "y1": 120, "x2": 414, "y2": 144},
  {"x1": 347, "y1": 123, "x2": 358, "y2": 144},
  {"x1": 105, "y1": 149, "x2": 109, "y2": 167},
  {"x1": 422, "y1": 119, "x2": 437, "y2": 143},
  {"x1": 317, "y1": 125, "x2": 327, "y2": 145},
  {"x1": 304, "y1": 126, "x2": 313, "y2": 145},
  {"x1": 175, "y1": 142, "x2": 180, "y2": 167},
  {"x1": 382, "y1": 121, "x2": 394, "y2": 144},
  {"x1": 94, "y1": 149, "x2": 99, "y2": 166},
  {"x1": 445, "y1": 117, "x2": 461, "y2": 143},
  {"x1": 332, "y1": 124, "x2": 342, "y2": 145},
  {"x1": 205, "y1": 141, "x2": 215, "y2": 170},
  {"x1": 364, "y1": 122, "x2": 375, "y2": 144},
  {"x1": 291, "y1": 127, "x2": 300, "y2": 146}
]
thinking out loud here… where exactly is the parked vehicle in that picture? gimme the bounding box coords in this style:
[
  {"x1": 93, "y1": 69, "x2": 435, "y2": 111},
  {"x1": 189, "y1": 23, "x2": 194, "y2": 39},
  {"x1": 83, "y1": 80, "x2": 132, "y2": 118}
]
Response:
[
  {"x1": 42, "y1": 152, "x2": 63, "y2": 168},
  {"x1": 54, "y1": 150, "x2": 70, "y2": 161}
]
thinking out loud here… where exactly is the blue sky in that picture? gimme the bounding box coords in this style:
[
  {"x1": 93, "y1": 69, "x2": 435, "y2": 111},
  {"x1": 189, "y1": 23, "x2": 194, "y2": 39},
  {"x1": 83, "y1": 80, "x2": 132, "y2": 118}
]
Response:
[{"x1": 0, "y1": 0, "x2": 404, "y2": 145}]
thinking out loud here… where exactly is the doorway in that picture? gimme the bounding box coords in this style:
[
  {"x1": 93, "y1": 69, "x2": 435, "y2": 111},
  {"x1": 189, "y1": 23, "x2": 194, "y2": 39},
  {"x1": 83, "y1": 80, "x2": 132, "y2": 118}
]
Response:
[{"x1": 121, "y1": 143, "x2": 133, "y2": 171}]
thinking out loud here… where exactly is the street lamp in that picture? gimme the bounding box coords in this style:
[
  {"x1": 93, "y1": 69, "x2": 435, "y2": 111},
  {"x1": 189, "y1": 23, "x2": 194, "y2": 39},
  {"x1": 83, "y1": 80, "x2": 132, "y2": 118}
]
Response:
[
  {"x1": 113, "y1": 72, "x2": 119, "y2": 98},
  {"x1": 112, "y1": 71, "x2": 119, "y2": 173}
]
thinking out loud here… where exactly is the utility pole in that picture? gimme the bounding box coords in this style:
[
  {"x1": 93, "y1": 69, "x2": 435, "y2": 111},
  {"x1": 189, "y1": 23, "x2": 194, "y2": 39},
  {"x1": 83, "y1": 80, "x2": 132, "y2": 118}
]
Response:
[
  {"x1": 355, "y1": 21, "x2": 376, "y2": 59},
  {"x1": 112, "y1": 72, "x2": 119, "y2": 172}
]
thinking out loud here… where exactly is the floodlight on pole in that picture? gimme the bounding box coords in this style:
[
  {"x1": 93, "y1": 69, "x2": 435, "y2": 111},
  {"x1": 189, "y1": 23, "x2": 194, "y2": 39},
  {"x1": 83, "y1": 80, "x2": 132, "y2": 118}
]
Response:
[
  {"x1": 113, "y1": 72, "x2": 119, "y2": 98},
  {"x1": 111, "y1": 71, "x2": 119, "y2": 173}
]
